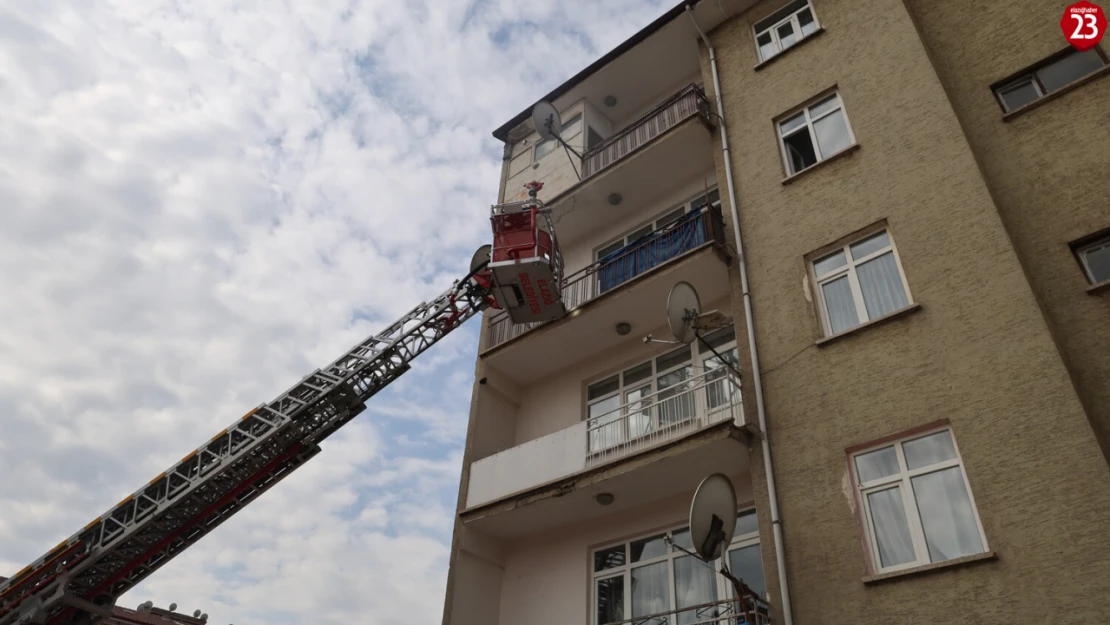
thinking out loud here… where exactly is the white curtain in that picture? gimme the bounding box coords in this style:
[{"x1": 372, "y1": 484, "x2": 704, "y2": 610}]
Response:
[
  {"x1": 821, "y1": 276, "x2": 858, "y2": 334},
  {"x1": 856, "y1": 252, "x2": 908, "y2": 319},
  {"x1": 631, "y1": 562, "x2": 669, "y2": 623},
  {"x1": 867, "y1": 487, "x2": 915, "y2": 567},
  {"x1": 674, "y1": 555, "x2": 718, "y2": 625},
  {"x1": 911, "y1": 467, "x2": 983, "y2": 561},
  {"x1": 813, "y1": 109, "x2": 852, "y2": 157}
]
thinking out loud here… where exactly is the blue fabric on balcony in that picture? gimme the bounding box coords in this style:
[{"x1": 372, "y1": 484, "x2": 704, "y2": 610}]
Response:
[{"x1": 597, "y1": 210, "x2": 708, "y2": 293}]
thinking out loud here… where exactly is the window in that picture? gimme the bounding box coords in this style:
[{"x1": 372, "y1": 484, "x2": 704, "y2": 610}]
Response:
[
  {"x1": 777, "y1": 92, "x2": 854, "y2": 175},
  {"x1": 754, "y1": 0, "x2": 820, "y2": 62},
  {"x1": 1075, "y1": 234, "x2": 1110, "y2": 285},
  {"x1": 534, "y1": 112, "x2": 583, "y2": 161},
  {"x1": 851, "y1": 428, "x2": 987, "y2": 573},
  {"x1": 993, "y1": 47, "x2": 1108, "y2": 112},
  {"x1": 593, "y1": 510, "x2": 765, "y2": 625},
  {"x1": 810, "y1": 229, "x2": 911, "y2": 336},
  {"x1": 586, "y1": 326, "x2": 738, "y2": 453}
]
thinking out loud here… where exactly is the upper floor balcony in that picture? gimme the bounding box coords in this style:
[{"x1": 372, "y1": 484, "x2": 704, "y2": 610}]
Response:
[
  {"x1": 580, "y1": 84, "x2": 712, "y2": 180},
  {"x1": 485, "y1": 203, "x2": 727, "y2": 353}
]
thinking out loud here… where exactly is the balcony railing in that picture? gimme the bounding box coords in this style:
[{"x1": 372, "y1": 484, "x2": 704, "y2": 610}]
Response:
[
  {"x1": 484, "y1": 205, "x2": 725, "y2": 351},
  {"x1": 464, "y1": 367, "x2": 741, "y2": 509},
  {"x1": 582, "y1": 84, "x2": 712, "y2": 178},
  {"x1": 586, "y1": 366, "x2": 741, "y2": 466},
  {"x1": 601, "y1": 596, "x2": 771, "y2": 625}
]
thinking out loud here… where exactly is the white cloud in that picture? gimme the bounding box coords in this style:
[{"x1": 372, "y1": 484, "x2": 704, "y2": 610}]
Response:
[{"x1": 0, "y1": 0, "x2": 672, "y2": 623}]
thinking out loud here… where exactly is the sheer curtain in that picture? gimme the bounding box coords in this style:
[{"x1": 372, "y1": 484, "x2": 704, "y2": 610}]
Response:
[
  {"x1": 821, "y1": 276, "x2": 857, "y2": 334},
  {"x1": 674, "y1": 555, "x2": 718, "y2": 625},
  {"x1": 867, "y1": 487, "x2": 915, "y2": 567},
  {"x1": 631, "y1": 562, "x2": 669, "y2": 623},
  {"x1": 911, "y1": 467, "x2": 984, "y2": 561},
  {"x1": 856, "y1": 252, "x2": 908, "y2": 319}
]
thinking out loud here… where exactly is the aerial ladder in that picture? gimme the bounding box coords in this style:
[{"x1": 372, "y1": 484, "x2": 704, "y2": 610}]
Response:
[{"x1": 0, "y1": 183, "x2": 563, "y2": 625}]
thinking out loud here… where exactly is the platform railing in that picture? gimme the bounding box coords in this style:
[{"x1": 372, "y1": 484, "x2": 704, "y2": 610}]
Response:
[
  {"x1": 600, "y1": 596, "x2": 771, "y2": 625},
  {"x1": 582, "y1": 84, "x2": 712, "y2": 178},
  {"x1": 585, "y1": 366, "x2": 741, "y2": 467},
  {"x1": 483, "y1": 205, "x2": 724, "y2": 351}
]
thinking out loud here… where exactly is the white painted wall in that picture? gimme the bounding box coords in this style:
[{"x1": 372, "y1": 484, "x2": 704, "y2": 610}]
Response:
[
  {"x1": 467, "y1": 421, "x2": 587, "y2": 508},
  {"x1": 450, "y1": 550, "x2": 504, "y2": 625},
  {"x1": 497, "y1": 479, "x2": 755, "y2": 625},
  {"x1": 611, "y1": 72, "x2": 703, "y2": 131},
  {"x1": 471, "y1": 378, "x2": 519, "y2": 463}
]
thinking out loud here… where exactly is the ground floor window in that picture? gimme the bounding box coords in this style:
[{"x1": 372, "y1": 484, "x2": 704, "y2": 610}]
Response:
[{"x1": 592, "y1": 509, "x2": 765, "y2": 625}]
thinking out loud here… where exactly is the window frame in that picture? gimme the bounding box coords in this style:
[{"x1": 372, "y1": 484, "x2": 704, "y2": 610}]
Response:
[
  {"x1": 992, "y1": 46, "x2": 1109, "y2": 113},
  {"x1": 590, "y1": 508, "x2": 764, "y2": 625},
  {"x1": 808, "y1": 226, "x2": 913, "y2": 337},
  {"x1": 752, "y1": 0, "x2": 821, "y2": 63},
  {"x1": 1074, "y1": 233, "x2": 1110, "y2": 286},
  {"x1": 776, "y1": 91, "x2": 856, "y2": 176},
  {"x1": 848, "y1": 425, "x2": 988, "y2": 575}
]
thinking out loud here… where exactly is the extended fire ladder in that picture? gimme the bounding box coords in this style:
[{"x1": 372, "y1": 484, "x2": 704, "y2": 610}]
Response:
[{"x1": 0, "y1": 263, "x2": 497, "y2": 625}]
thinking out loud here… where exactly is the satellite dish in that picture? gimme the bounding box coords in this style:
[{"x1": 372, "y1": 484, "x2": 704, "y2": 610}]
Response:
[
  {"x1": 531, "y1": 101, "x2": 562, "y2": 141},
  {"x1": 470, "y1": 244, "x2": 491, "y2": 273},
  {"x1": 168, "y1": 603, "x2": 177, "y2": 612},
  {"x1": 667, "y1": 281, "x2": 701, "y2": 344},
  {"x1": 194, "y1": 610, "x2": 202, "y2": 618},
  {"x1": 689, "y1": 473, "x2": 737, "y2": 561}
]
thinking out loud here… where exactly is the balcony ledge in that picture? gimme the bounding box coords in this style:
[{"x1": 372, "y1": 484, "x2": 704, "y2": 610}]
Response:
[
  {"x1": 862, "y1": 551, "x2": 998, "y2": 585},
  {"x1": 460, "y1": 420, "x2": 755, "y2": 523}
]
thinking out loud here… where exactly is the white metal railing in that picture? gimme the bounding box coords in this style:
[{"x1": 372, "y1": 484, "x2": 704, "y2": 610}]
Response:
[
  {"x1": 602, "y1": 597, "x2": 771, "y2": 625},
  {"x1": 586, "y1": 367, "x2": 742, "y2": 467}
]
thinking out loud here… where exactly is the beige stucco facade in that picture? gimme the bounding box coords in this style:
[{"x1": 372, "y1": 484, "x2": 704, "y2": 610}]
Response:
[
  {"x1": 443, "y1": 1, "x2": 1110, "y2": 624},
  {"x1": 706, "y1": 0, "x2": 1110, "y2": 623}
]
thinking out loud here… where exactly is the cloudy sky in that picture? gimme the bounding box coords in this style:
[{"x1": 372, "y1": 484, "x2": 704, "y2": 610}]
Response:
[{"x1": 0, "y1": 1, "x2": 672, "y2": 624}]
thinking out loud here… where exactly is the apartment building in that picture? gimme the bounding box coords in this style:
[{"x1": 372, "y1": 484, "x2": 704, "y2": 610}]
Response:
[{"x1": 443, "y1": 1, "x2": 1110, "y2": 624}]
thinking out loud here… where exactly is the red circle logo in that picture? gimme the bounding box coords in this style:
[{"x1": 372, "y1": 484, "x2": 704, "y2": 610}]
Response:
[{"x1": 1061, "y1": 1, "x2": 1107, "y2": 51}]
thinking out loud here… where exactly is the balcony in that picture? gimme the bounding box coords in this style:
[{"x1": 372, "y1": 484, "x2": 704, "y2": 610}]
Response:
[
  {"x1": 603, "y1": 596, "x2": 771, "y2": 625},
  {"x1": 485, "y1": 205, "x2": 727, "y2": 352},
  {"x1": 582, "y1": 84, "x2": 712, "y2": 179},
  {"x1": 464, "y1": 366, "x2": 743, "y2": 511}
]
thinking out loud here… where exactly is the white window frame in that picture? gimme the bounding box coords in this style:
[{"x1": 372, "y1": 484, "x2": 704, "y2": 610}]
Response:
[
  {"x1": 809, "y1": 228, "x2": 912, "y2": 336},
  {"x1": 590, "y1": 508, "x2": 763, "y2": 625},
  {"x1": 850, "y1": 426, "x2": 988, "y2": 574},
  {"x1": 753, "y1": 0, "x2": 821, "y2": 63},
  {"x1": 776, "y1": 92, "x2": 856, "y2": 176},
  {"x1": 993, "y1": 47, "x2": 1109, "y2": 113},
  {"x1": 1075, "y1": 234, "x2": 1110, "y2": 285}
]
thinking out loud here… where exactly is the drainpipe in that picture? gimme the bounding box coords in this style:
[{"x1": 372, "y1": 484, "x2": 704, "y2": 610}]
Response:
[{"x1": 685, "y1": 6, "x2": 795, "y2": 625}]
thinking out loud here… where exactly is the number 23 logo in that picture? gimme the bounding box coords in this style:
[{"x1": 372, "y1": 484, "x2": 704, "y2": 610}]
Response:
[
  {"x1": 1071, "y1": 12, "x2": 1100, "y2": 38},
  {"x1": 1061, "y1": 1, "x2": 1106, "y2": 51}
]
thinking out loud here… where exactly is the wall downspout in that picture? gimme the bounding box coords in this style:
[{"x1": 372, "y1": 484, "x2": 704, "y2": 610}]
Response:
[{"x1": 685, "y1": 7, "x2": 795, "y2": 625}]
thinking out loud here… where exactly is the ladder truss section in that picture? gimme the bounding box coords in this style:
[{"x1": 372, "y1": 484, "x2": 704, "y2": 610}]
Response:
[{"x1": 0, "y1": 274, "x2": 491, "y2": 625}]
